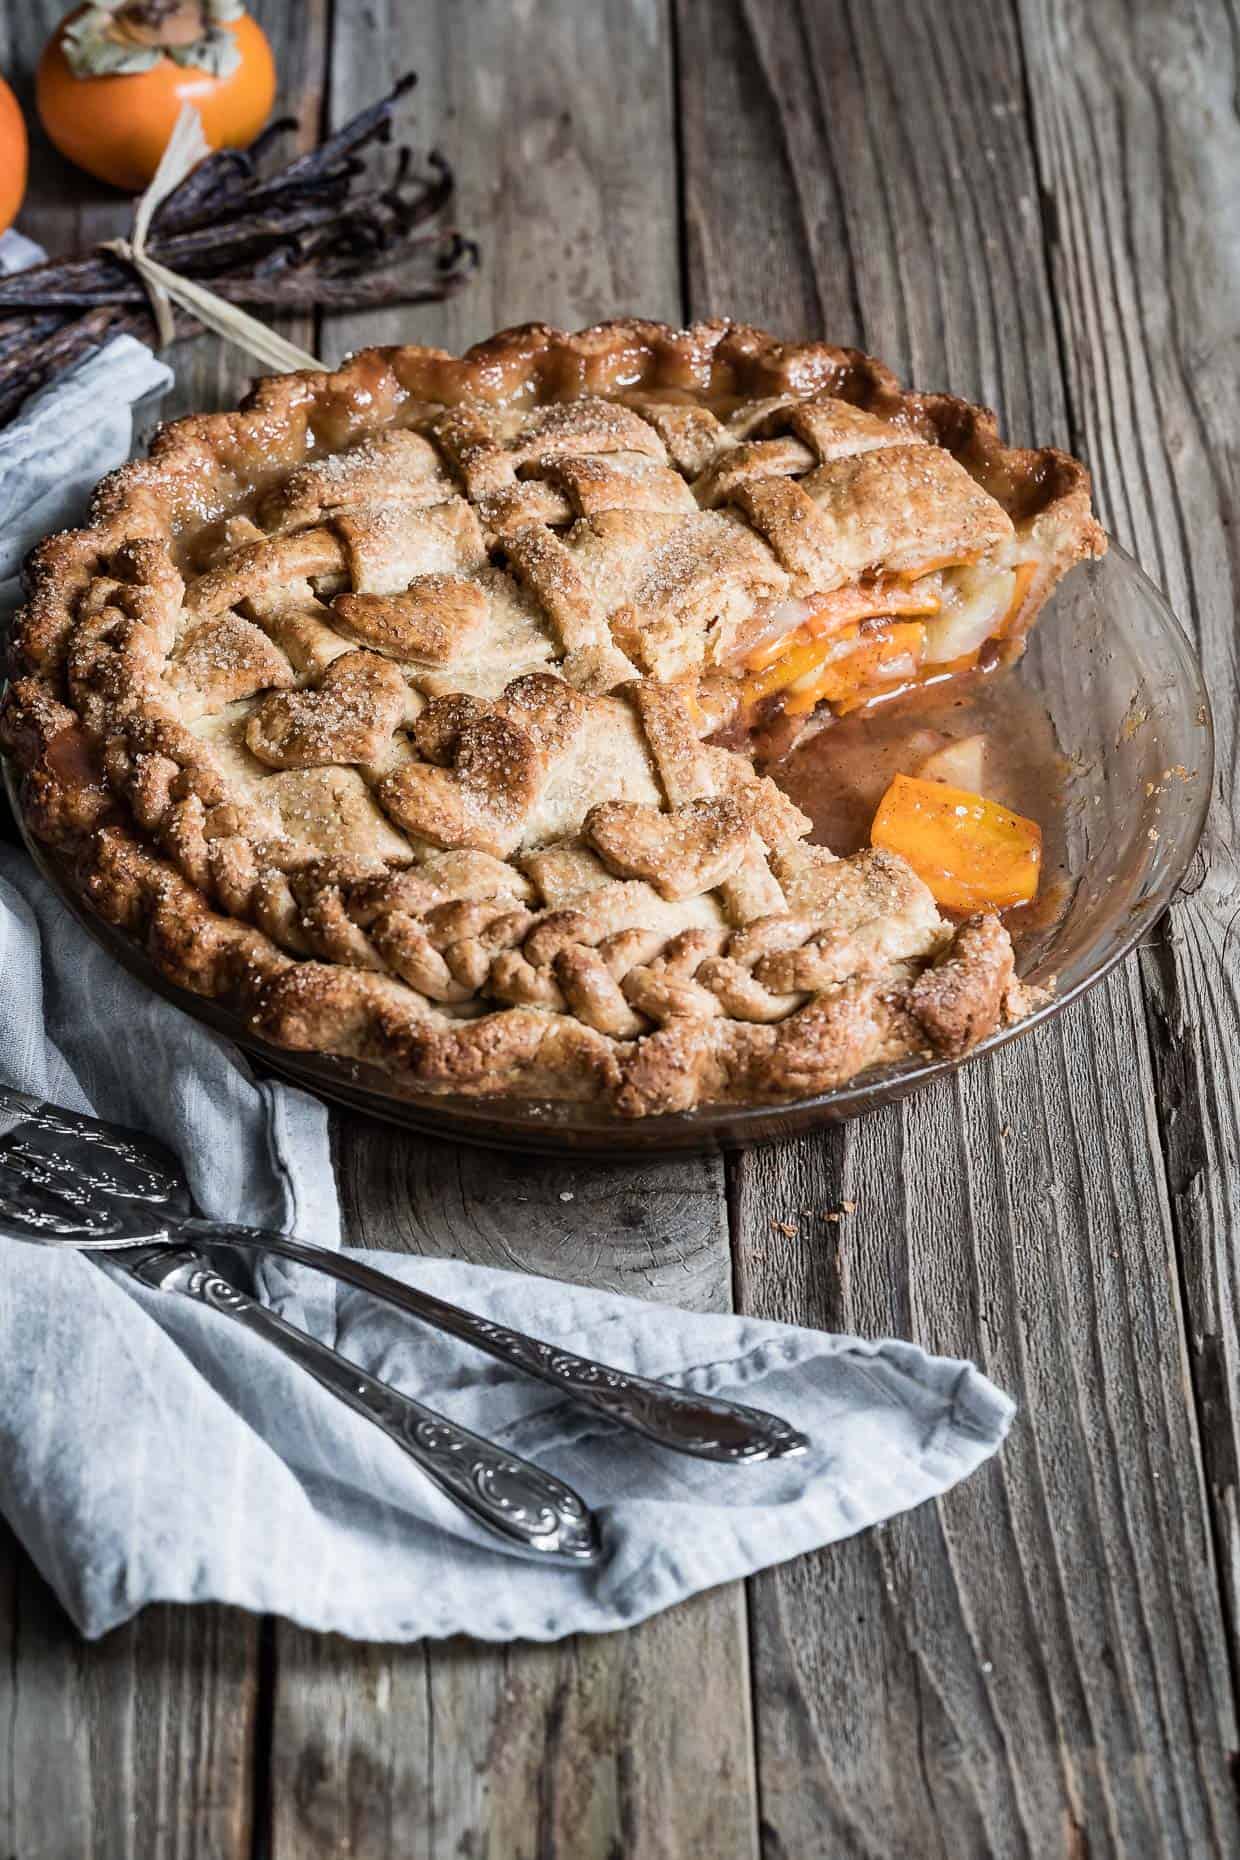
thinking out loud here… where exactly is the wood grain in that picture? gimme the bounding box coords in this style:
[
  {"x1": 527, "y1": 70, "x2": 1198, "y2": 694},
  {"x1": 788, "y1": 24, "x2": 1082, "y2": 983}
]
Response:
[
  {"x1": 270, "y1": 1588, "x2": 756, "y2": 1860},
  {"x1": 0, "y1": 1554, "x2": 258, "y2": 1860},
  {"x1": 320, "y1": 0, "x2": 683, "y2": 361},
  {"x1": 0, "y1": 4, "x2": 328, "y2": 1856},
  {"x1": 333, "y1": 1129, "x2": 734, "y2": 1310},
  {"x1": 268, "y1": 7, "x2": 757, "y2": 1858},
  {"x1": 1020, "y1": 0, "x2": 1240, "y2": 1749},
  {"x1": 677, "y1": 1, "x2": 1240, "y2": 1854}
]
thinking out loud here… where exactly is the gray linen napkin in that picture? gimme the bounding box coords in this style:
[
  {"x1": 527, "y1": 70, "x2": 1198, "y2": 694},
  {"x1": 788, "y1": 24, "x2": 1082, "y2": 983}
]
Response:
[{"x1": 0, "y1": 269, "x2": 1015, "y2": 1642}]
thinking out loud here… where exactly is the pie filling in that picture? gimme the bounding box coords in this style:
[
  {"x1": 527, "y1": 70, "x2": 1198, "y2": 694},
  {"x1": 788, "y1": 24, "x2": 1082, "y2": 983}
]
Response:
[{"x1": 715, "y1": 556, "x2": 1039, "y2": 733}]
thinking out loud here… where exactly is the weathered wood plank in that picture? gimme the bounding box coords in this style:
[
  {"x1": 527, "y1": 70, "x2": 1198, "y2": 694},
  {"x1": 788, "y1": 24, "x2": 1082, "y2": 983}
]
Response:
[
  {"x1": 268, "y1": 7, "x2": 758, "y2": 1858},
  {"x1": 320, "y1": 0, "x2": 683, "y2": 362},
  {"x1": 272, "y1": 1587, "x2": 756, "y2": 1860},
  {"x1": 1020, "y1": 0, "x2": 1240, "y2": 1755},
  {"x1": 0, "y1": 1546, "x2": 259, "y2": 1860},
  {"x1": 677, "y1": 1, "x2": 1240, "y2": 1854},
  {"x1": 334, "y1": 1130, "x2": 734, "y2": 1310},
  {"x1": 0, "y1": 4, "x2": 327, "y2": 1856}
]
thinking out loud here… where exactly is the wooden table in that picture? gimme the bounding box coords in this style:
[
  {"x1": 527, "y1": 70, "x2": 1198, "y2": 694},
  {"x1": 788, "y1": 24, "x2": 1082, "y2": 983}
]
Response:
[{"x1": 2, "y1": 3, "x2": 1238, "y2": 1855}]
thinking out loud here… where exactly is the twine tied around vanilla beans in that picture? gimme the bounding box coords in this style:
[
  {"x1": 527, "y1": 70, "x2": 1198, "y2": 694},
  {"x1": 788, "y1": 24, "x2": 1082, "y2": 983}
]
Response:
[{"x1": 100, "y1": 105, "x2": 328, "y2": 373}]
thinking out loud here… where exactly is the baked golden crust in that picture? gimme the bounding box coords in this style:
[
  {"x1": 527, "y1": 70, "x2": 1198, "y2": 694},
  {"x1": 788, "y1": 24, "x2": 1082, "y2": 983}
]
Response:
[{"x1": 1, "y1": 319, "x2": 1100, "y2": 1115}]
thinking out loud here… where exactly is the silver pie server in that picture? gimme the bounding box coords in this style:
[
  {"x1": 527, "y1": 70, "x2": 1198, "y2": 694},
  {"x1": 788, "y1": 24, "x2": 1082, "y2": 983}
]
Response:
[
  {"x1": 0, "y1": 1089, "x2": 597, "y2": 1563},
  {"x1": 0, "y1": 1086, "x2": 808, "y2": 1462}
]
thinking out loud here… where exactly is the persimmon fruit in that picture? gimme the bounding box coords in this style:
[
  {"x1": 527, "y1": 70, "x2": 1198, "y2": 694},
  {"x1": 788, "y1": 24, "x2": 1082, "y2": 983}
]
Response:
[
  {"x1": 0, "y1": 76, "x2": 28, "y2": 234},
  {"x1": 871, "y1": 773, "x2": 1042, "y2": 913},
  {"x1": 37, "y1": 4, "x2": 275, "y2": 192}
]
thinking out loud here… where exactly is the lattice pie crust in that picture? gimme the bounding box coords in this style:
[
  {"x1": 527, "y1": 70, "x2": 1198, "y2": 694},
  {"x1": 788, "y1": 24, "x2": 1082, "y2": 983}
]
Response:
[{"x1": 1, "y1": 321, "x2": 1103, "y2": 1115}]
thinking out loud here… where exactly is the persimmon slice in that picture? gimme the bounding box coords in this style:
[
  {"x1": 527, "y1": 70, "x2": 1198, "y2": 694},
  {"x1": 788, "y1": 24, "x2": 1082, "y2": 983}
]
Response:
[
  {"x1": 871, "y1": 773, "x2": 1041, "y2": 911},
  {"x1": 740, "y1": 580, "x2": 940, "y2": 674},
  {"x1": 784, "y1": 622, "x2": 926, "y2": 716}
]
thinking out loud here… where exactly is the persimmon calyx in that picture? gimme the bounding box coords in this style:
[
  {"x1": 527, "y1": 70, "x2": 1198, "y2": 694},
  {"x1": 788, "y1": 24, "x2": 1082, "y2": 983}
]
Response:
[{"x1": 64, "y1": 2, "x2": 245, "y2": 79}]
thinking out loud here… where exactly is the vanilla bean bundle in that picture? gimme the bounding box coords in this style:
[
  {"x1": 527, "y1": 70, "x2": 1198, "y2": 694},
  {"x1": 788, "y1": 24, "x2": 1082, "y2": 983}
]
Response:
[{"x1": 0, "y1": 74, "x2": 479, "y2": 427}]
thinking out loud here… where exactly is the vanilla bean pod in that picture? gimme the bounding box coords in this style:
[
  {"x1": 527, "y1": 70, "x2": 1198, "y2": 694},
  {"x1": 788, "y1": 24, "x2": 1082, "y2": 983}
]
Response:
[
  {"x1": 0, "y1": 74, "x2": 476, "y2": 429},
  {"x1": 0, "y1": 189, "x2": 468, "y2": 308},
  {"x1": 0, "y1": 309, "x2": 126, "y2": 427},
  {"x1": 0, "y1": 243, "x2": 478, "y2": 314}
]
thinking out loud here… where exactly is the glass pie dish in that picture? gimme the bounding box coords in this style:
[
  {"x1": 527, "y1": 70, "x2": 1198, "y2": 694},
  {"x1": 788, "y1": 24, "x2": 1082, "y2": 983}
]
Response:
[{"x1": 3, "y1": 541, "x2": 1212, "y2": 1155}]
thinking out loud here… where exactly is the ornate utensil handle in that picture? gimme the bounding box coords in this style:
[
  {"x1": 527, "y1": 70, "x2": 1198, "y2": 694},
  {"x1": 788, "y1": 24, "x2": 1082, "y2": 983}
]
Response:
[
  {"x1": 184, "y1": 1222, "x2": 809, "y2": 1463},
  {"x1": 131, "y1": 1249, "x2": 599, "y2": 1563}
]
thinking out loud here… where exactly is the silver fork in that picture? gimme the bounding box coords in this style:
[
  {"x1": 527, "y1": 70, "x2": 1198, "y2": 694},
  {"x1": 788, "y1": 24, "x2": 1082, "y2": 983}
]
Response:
[
  {"x1": 0, "y1": 1086, "x2": 806, "y2": 1463},
  {"x1": 0, "y1": 1091, "x2": 598, "y2": 1563}
]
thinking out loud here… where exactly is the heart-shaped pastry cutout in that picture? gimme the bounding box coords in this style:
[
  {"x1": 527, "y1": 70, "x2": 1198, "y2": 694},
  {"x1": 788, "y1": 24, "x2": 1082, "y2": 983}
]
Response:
[
  {"x1": 585, "y1": 796, "x2": 752, "y2": 900},
  {"x1": 245, "y1": 650, "x2": 409, "y2": 769},
  {"x1": 377, "y1": 675, "x2": 590, "y2": 857},
  {"x1": 332, "y1": 573, "x2": 488, "y2": 663}
]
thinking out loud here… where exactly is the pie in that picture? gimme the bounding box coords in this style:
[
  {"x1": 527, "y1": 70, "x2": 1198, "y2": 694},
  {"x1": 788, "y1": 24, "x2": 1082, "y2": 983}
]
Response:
[{"x1": 0, "y1": 320, "x2": 1104, "y2": 1116}]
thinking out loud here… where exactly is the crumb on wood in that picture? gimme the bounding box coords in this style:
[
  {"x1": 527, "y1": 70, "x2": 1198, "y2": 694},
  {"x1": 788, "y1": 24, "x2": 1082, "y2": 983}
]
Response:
[{"x1": 818, "y1": 1198, "x2": 856, "y2": 1224}]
